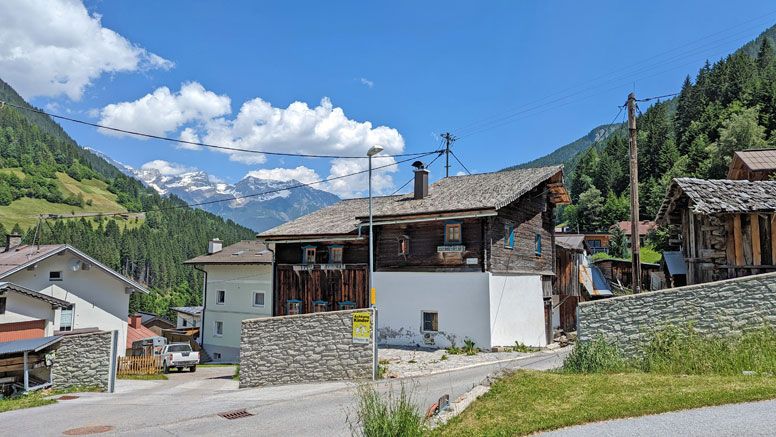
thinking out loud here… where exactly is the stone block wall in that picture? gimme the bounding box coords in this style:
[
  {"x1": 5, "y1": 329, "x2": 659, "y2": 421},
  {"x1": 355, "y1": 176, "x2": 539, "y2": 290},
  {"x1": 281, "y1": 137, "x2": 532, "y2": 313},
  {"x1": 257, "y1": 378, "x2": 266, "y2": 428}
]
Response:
[
  {"x1": 51, "y1": 331, "x2": 114, "y2": 391},
  {"x1": 240, "y1": 309, "x2": 375, "y2": 387},
  {"x1": 577, "y1": 272, "x2": 776, "y2": 356}
]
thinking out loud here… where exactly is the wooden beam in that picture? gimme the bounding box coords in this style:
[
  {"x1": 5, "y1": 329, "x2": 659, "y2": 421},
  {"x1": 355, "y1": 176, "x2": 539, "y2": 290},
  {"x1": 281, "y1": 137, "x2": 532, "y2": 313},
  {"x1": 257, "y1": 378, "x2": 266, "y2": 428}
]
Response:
[
  {"x1": 725, "y1": 216, "x2": 736, "y2": 278},
  {"x1": 751, "y1": 214, "x2": 761, "y2": 267},
  {"x1": 772, "y1": 214, "x2": 776, "y2": 266},
  {"x1": 734, "y1": 214, "x2": 744, "y2": 266}
]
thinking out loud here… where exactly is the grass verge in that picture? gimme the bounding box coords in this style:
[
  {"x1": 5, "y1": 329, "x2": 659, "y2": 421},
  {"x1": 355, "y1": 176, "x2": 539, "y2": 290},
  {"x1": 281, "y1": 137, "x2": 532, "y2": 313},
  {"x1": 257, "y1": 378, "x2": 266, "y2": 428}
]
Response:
[
  {"x1": 118, "y1": 374, "x2": 168, "y2": 380},
  {"x1": 349, "y1": 383, "x2": 427, "y2": 437},
  {"x1": 0, "y1": 386, "x2": 102, "y2": 414},
  {"x1": 437, "y1": 370, "x2": 776, "y2": 436}
]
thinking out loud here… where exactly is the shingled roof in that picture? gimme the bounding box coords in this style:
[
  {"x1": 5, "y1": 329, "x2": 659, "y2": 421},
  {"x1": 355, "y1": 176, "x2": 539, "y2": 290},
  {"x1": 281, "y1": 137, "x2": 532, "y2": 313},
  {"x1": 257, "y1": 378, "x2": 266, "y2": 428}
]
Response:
[
  {"x1": 184, "y1": 240, "x2": 273, "y2": 264},
  {"x1": 657, "y1": 178, "x2": 776, "y2": 221},
  {"x1": 259, "y1": 165, "x2": 565, "y2": 239}
]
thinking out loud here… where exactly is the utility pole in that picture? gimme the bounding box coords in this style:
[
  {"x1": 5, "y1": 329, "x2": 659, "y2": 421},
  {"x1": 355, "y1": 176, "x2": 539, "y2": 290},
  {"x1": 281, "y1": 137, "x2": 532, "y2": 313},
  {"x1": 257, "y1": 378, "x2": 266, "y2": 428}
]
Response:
[
  {"x1": 627, "y1": 92, "x2": 641, "y2": 293},
  {"x1": 441, "y1": 132, "x2": 456, "y2": 177}
]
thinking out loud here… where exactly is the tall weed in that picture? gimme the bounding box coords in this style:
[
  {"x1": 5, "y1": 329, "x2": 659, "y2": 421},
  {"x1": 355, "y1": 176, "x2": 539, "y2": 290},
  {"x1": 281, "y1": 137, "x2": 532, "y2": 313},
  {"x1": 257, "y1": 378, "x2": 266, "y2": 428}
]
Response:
[
  {"x1": 349, "y1": 383, "x2": 427, "y2": 437},
  {"x1": 562, "y1": 337, "x2": 628, "y2": 373}
]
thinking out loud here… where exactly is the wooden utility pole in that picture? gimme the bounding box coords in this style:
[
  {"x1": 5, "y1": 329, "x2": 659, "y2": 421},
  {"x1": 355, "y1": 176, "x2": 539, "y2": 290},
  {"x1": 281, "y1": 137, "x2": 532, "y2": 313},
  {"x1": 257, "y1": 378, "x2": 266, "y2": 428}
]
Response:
[
  {"x1": 441, "y1": 132, "x2": 456, "y2": 177},
  {"x1": 627, "y1": 92, "x2": 641, "y2": 293}
]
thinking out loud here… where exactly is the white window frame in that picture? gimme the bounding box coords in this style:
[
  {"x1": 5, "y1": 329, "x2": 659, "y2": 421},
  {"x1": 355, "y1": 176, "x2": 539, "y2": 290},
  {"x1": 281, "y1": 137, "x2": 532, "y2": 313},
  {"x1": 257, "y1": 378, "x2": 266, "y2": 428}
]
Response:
[
  {"x1": 421, "y1": 311, "x2": 438, "y2": 333},
  {"x1": 49, "y1": 271, "x2": 63, "y2": 282},
  {"x1": 216, "y1": 290, "x2": 225, "y2": 305},
  {"x1": 59, "y1": 304, "x2": 75, "y2": 331},
  {"x1": 253, "y1": 292, "x2": 265, "y2": 307},
  {"x1": 214, "y1": 320, "x2": 224, "y2": 337}
]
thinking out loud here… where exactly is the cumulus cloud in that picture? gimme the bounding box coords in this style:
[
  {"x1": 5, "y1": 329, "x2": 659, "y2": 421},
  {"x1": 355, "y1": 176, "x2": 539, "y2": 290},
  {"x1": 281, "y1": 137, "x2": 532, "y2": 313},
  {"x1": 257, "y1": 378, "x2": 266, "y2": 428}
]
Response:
[
  {"x1": 0, "y1": 0, "x2": 173, "y2": 100},
  {"x1": 98, "y1": 82, "x2": 231, "y2": 137},
  {"x1": 359, "y1": 77, "x2": 374, "y2": 88},
  {"x1": 139, "y1": 160, "x2": 194, "y2": 176},
  {"x1": 245, "y1": 166, "x2": 322, "y2": 185}
]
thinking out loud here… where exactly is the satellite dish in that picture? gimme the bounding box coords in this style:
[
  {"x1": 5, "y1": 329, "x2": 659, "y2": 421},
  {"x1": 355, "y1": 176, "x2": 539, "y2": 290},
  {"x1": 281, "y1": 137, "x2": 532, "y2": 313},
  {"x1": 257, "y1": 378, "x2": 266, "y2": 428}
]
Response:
[{"x1": 70, "y1": 259, "x2": 82, "y2": 272}]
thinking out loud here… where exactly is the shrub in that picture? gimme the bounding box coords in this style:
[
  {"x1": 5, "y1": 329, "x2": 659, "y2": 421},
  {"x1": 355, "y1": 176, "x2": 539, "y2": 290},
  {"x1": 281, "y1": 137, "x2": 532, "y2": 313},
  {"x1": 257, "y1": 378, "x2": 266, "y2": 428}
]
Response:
[
  {"x1": 562, "y1": 337, "x2": 628, "y2": 373},
  {"x1": 447, "y1": 342, "x2": 462, "y2": 355},
  {"x1": 463, "y1": 339, "x2": 478, "y2": 356},
  {"x1": 514, "y1": 341, "x2": 538, "y2": 353},
  {"x1": 350, "y1": 383, "x2": 427, "y2": 437}
]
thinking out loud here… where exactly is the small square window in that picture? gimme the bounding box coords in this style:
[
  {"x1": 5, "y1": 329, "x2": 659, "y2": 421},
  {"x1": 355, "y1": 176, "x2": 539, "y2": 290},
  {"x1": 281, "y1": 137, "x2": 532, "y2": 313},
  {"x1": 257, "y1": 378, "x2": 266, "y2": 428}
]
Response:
[
  {"x1": 253, "y1": 292, "x2": 265, "y2": 307},
  {"x1": 445, "y1": 223, "x2": 462, "y2": 244},
  {"x1": 49, "y1": 271, "x2": 63, "y2": 281},
  {"x1": 213, "y1": 352, "x2": 222, "y2": 360},
  {"x1": 535, "y1": 233, "x2": 542, "y2": 257},
  {"x1": 216, "y1": 290, "x2": 225, "y2": 304},
  {"x1": 302, "y1": 246, "x2": 317, "y2": 264},
  {"x1": 504, "y1": 224, "x2": 515, "y2": 249},
  {"x1": 399, "y1": 237, "x2": 410, "y2": 256},
  {"x1": 339, "y1": 301, "x2": 356, "y2": 310},
  {"x1": 313, "y1": 300, "x2": 328, "y2": 313},
  {"x1": 422, "y1": 311, "x2": 438, "y2": 332},
  {"x1": 287, "y1": 299, "x2": 303, "y2": 315},
  {"x1": 329, "y1": 246, "x2": 343, "y2": 264},
  {"x1": 214, "y1": 320, "x2": 224, "y2": 336}
]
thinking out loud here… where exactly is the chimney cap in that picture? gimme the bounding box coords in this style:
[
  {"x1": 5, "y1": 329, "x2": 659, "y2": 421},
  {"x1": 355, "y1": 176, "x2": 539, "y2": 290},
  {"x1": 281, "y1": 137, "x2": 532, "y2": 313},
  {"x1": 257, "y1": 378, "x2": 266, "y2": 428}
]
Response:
[{"x1": 412, "y1": 161, "x2": 425, "y2": 170}]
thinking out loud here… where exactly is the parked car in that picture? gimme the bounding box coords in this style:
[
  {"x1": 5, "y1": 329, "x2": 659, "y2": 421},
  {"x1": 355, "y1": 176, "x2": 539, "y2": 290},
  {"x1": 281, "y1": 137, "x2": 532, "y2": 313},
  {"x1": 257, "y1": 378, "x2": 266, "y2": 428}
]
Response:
[{"x1": 161, "y1": 343, "x2": 199, "y2": 373}]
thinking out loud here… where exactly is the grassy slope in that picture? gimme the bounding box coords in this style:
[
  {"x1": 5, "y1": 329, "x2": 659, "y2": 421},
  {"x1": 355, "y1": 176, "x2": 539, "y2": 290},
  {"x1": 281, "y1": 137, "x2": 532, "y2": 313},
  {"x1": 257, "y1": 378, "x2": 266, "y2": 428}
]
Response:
[
  {"x1": 0, "y1": 169, "x2": 143, "y2": 230},
  {"x1": 438, "y1": 371, "x2": 776, "y2": 436}
]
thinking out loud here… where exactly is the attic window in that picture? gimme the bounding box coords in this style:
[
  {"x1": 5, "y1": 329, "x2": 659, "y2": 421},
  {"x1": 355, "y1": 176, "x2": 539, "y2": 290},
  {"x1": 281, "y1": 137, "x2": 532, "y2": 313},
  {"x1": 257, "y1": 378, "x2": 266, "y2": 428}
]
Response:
[
  {"x1": 444, "y1": 222, "x2": 462, "y2": 244},
  {"x1": 504, "y1": 224, "x2": 515, "y2": 249},
  {"x1": 329, "y1": 245, "x2": 343, "y2": 264},
  {"x1": 49, "y1": 271, "x2": 63, "y2": 282},
  {"x1": 302, "y1": 246, "x2": 316, "y2": 265}
]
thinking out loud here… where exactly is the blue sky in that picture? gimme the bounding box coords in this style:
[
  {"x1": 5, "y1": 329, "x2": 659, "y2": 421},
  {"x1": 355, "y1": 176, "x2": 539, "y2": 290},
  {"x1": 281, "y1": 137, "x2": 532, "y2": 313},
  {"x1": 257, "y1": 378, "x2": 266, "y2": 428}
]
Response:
[{"x1": 5, "y1": 0, "x2": 776, "y2": 197}]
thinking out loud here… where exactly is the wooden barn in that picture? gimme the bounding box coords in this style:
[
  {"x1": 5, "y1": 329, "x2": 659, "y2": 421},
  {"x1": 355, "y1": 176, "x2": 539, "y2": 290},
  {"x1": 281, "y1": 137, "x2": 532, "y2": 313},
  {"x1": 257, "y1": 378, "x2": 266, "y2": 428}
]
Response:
[
  {"x1": 554, "y1": 235, "x2": 585, "y2": 332},
  {"x1": 727, "y1": 149, "x2": 776, "y2": 181},
  {"x1": 656, "y1": 178, "x2": 776, "y2": 285}
]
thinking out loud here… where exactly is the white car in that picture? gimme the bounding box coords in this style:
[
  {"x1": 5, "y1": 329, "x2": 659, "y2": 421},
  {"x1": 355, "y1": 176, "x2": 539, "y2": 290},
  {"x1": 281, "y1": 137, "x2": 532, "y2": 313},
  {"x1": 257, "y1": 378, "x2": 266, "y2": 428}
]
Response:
[{"x1": 161, "y1": 343, "x2": 200, "y2": 373}]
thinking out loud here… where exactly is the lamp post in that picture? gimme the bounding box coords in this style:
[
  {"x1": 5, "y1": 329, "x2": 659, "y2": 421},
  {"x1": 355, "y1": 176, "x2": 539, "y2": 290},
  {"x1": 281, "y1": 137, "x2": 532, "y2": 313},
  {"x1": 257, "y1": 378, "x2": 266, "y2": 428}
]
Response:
[{"x1": 366, "y1": 144, "x2": 383, "y2": 380}]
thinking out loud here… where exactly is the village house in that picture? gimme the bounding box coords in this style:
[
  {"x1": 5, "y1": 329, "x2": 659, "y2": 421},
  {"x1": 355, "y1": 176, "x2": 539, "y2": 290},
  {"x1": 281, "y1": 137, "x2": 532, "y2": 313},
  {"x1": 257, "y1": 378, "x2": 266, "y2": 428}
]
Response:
[
  {"x1": 184, "y1": 239, "x2": 273, "y2": 363},
  {"x1": 258, "y1": 164, "x2": 569, "y2": 349},
  {"x1": 135, "y1": 311, "x2": 176, "y2": 336},
  {"x1": 0, "y1": 234, "x2": 149, "y2": 355},
  {"x1": 727, "y1": 148, "x2": 776, "y2": 181},
  {"x1": 656, "y1": 178, "x2": 776, "y2": 285},
  {"x1": 617, "y1": 220, "x2": 657, "y2": 246},
  {"x1": 171, "y1": 306, "x2": 202, "y2": 329}
]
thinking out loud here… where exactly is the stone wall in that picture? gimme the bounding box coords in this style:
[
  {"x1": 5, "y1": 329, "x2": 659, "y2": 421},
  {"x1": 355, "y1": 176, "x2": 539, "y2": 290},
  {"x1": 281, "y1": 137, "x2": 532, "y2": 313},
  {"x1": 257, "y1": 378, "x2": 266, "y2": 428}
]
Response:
[
  {"x1": 577, "y1": 272, "x2": 776, "y2": 356},
  {"x1": 240, "y1": 308, "x2": 375, "y2": 387},
  {"x1": 51, "y1": 330, "x2": 114, "y2": 391}
]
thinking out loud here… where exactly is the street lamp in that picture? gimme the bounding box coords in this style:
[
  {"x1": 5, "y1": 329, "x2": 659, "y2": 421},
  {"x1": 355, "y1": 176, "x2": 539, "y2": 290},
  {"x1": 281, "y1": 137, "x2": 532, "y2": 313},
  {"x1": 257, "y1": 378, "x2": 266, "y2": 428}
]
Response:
[{"x1": 366, "y1": 144, "x2": 382, "y2": 380}]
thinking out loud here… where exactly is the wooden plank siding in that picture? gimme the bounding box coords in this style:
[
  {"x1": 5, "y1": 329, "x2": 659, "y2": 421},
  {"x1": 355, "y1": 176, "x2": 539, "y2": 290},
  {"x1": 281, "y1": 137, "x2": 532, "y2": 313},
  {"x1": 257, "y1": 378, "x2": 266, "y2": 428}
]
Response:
[{"x1": 274, "y1": 265, "x2": 369, "y2": 316}]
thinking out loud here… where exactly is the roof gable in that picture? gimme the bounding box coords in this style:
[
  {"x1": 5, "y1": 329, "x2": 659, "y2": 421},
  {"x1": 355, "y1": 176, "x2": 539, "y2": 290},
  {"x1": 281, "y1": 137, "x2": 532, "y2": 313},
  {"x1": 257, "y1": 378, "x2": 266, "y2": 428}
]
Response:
[
  {"x1": 184, "y1": 240, "x2": 273, "y2": 265},
  {"x1": 657, "y1": 178, "x2": 776, "y2": 221},
  {"x1": 0, "y1": 282, "x2": 70, "y2": 308}
]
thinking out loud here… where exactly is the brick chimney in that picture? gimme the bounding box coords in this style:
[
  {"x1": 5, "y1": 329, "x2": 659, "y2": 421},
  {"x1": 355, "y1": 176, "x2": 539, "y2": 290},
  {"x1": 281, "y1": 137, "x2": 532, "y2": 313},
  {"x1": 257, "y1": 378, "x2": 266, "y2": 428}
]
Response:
[
  {"x1": 412, "y1": 161, "x2": 429, "y2": 200},
  {"x1": 128, "y1": 314, "x2": 142, "y2": 329},
  {"x1": 4, "y1": 234, "x2": 21, "y2": 252},
  {"x1": 208, "y1": 238, "x2": 223, "y2": 254}
]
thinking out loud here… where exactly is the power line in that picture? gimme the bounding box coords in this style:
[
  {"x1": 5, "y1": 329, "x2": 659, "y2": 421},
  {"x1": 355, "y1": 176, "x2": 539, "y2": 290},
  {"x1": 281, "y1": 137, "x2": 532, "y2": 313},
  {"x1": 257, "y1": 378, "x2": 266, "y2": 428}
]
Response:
[
  {"x1": 390, "y1": 150, "x2": 445, "y2": 195},
  {"x1": 449, "y1": 150, "x2": 471, "y2": 175},
  {"x1": 0, "y1": 100, "x2": 440, "y2": 160},
  {"x1": 43, "y1": 151, "x2": 441, "y2": 219},
  {"x1": 636, "y1": 92, "x2": 679, "y2": 102}
]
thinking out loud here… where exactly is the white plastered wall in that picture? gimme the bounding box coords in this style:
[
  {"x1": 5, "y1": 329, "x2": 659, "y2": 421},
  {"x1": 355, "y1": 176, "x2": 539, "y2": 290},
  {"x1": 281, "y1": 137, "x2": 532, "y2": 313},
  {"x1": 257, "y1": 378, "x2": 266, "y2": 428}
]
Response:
[
  {"x1": 0, "y1": 292, "x2": 57, "y2": 336},
  {"x1": 488, "y1": 274, "x2": 547, "y2": 347}
]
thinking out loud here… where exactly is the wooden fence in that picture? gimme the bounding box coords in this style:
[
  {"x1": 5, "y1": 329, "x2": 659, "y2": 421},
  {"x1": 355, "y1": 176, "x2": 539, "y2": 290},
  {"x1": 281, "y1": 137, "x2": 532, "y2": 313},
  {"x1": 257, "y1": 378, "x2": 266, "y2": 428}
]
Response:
[{"x1": 117, "y1": 355, "x2": 160, "y2": 375}]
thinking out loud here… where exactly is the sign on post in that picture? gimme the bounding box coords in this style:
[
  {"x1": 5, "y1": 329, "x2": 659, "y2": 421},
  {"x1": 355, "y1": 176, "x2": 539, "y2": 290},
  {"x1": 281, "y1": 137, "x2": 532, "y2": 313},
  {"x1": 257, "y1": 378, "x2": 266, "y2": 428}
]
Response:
[{"x1": 352, "y1": 311, "x2": 371, "y2": 344}]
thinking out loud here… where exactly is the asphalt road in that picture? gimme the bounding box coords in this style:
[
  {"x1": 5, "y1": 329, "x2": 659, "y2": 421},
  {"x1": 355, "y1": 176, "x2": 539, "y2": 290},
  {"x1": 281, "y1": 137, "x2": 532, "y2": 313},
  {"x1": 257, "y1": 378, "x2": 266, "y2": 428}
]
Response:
[
  {"x1": 540, "y1": 399, "x2": 776, "y2": 437},
  {"x1": 3, "y1": 349, "x2": 568, "y2": 436}
]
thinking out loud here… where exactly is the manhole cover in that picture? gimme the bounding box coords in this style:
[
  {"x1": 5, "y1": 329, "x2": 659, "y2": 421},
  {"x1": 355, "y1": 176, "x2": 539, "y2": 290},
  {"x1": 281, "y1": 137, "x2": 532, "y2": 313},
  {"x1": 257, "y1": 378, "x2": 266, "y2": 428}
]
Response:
[
  {"x1": 62, "y1": 425, "x2": 114, "y2": 435},
  {"x1": 59, "y1": 395, "x2": 79, "y2": 400},
  {"x1": 218, "y1": 409, "x2": 254, "y2": 420}
]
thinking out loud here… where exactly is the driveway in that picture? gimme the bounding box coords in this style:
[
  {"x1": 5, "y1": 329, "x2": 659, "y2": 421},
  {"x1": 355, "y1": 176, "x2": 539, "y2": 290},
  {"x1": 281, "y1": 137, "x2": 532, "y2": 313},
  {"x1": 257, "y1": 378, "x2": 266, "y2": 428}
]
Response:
[{"x1": 2, "y1": 349, "x2": 568, "y2": 436}]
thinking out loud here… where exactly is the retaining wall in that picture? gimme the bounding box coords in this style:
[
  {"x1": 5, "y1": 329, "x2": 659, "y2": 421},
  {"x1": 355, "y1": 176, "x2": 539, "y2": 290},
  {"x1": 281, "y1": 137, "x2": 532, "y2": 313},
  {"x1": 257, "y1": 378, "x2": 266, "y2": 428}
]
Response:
[
  {"x1": 239, "y1": 308, "x2": 375, "y2": 387},
  {"x1": 577, "y1": 272, "x2": 776, "y2": 355},
  {"x1": 51, "y1": 330, "x2": 115, "y2": 390}
]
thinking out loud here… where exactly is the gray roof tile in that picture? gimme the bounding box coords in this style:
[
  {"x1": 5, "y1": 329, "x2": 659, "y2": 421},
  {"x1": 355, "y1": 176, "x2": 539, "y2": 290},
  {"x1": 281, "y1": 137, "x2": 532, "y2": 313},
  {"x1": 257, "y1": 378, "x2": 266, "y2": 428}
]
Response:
[
  {"x1": 184, "y1": 240, "x2": 273, "y2": 264},
  {"x1": 659, "y1": 178, "x2": 776, "y2": 218}
]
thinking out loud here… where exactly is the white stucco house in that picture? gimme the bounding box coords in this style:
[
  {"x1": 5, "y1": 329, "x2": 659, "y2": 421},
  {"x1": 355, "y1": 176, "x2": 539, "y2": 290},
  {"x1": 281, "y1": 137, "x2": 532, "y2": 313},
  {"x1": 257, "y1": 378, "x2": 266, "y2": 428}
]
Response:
[
  {"x1": 0, "y1": 282, "x2": 71, "y2": 341},
  {"x1": 171, "y1": 306, "x2": 203, "y2": 328},
  {"x1": 0, "y1": 234, "x2": 149, "y2": 355},
  {"x1": 184, "y1": 239, "x2": 273, "y2": 363}
]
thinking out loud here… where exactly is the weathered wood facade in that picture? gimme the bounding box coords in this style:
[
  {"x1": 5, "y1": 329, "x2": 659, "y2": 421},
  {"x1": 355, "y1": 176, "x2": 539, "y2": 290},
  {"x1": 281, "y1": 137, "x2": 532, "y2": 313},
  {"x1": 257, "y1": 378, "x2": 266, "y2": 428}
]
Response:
[{"x1": 555, "y1": 244, "x2": 583, "y2": 331}]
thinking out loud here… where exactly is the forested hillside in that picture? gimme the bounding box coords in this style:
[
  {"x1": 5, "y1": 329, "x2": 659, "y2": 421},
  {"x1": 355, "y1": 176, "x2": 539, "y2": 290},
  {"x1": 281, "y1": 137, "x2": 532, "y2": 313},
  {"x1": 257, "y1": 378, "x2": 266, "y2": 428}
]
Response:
[
  {"x1": 0, "y1": 79, "x2": 254, "y2": 318},
  {"x1": 562, "y1": 29, "x2": 776, "y2": 236}
]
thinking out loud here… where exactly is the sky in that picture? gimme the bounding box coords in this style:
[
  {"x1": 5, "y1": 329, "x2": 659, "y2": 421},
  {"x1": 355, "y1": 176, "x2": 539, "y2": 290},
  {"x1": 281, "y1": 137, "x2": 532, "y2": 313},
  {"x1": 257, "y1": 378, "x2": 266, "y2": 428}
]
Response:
[{"x1": 3, "y1": 0, "x2": 776, "y2": 198}]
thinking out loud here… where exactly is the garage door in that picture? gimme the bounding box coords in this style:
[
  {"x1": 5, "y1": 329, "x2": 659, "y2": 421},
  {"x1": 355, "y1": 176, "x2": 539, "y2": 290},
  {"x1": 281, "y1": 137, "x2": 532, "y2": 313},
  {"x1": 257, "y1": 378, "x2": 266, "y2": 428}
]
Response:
[{"x1": 0, "y1": 319, "x2": 46, "y2": 342}]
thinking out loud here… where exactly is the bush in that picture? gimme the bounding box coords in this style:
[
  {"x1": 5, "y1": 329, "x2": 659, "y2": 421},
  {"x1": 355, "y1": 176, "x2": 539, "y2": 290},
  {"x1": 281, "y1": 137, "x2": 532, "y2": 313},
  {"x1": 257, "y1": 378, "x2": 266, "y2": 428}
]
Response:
[
  {"x1": 562, "y1": 337, "x2": 628, "y2": 373},
  {"x1": 463, "y1": 339, "x2": 478, "y2": 356},
  {"x1": 350, "y1": 383, "x2": 427, "y2": 437}
]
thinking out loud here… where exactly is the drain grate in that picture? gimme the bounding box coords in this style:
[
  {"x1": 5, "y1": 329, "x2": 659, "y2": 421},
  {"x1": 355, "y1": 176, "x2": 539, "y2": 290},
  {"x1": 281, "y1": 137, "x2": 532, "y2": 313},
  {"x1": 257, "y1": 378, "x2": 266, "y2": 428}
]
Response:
[
  {"x1": 218, "y1": 409, "x2": 254, "y2": 420},
  {"x1": 59, "y1": 395, "x2": 80, "y2": 400}
]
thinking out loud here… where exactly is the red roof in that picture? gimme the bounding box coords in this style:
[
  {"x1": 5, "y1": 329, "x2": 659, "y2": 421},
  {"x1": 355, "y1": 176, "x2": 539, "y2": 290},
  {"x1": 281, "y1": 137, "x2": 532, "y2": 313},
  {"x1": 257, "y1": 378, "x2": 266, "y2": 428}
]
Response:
[
  {"x1": 617, "y1": 220, "x2": 656, "y2": 236},
  {"x1": 126, "y1": 317, "x2": 158, "y2": 349}
]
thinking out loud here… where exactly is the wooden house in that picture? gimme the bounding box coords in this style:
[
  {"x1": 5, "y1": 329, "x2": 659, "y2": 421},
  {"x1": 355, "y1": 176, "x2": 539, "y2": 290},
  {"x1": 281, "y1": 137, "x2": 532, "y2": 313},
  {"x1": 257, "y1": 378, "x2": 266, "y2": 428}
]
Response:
[
  {"x1": 554, "y1": 235, "x2": 585, "y2": 332},
  {"x1": 656, "y1": 178, "x2": 776, "y2": 284},
  {"x1": 259, "y1": 164, "x2": 569, "y2": 349},
  {"x1": 727, "y1": 149, "x2": 776, "y2": 181}
]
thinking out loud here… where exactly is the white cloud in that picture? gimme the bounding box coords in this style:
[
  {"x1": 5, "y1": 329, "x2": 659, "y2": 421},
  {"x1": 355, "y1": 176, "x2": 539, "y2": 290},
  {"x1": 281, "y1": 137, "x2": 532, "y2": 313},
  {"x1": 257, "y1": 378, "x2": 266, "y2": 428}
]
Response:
[
  {"x1": 139, "y1": 160, "x2": 194, "y2": 176},
  {"x1": 98, "y1": 82, "x2": 231, "y2": 138},
  {"x1": 359, "y1": 77, "x2": 374, "y2": 88},
  {"x1": 0, "y1": 0, "x2": 172, "y2": 100},
  {"x1": 245, "y1": 166, "x2": 322, "y2": 185}
]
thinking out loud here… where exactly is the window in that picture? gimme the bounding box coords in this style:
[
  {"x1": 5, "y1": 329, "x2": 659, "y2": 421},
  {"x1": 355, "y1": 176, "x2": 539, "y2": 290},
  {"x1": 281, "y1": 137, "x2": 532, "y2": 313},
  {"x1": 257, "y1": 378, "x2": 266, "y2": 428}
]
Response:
[
  {"x1": 329, "y1": 245, "x2": 343, "y2": 264},
  {"x1": 216, "y1": 290, "x2": 225, "y2": 304},
  {"x1": 589, "y1": 239, "x2": 602, "y2": 248},
  {"x1": 214, "y1": 320, "x2": 224, "y2": 337},
  {"x1": 338, "y1": 301, "x2": 356, "y2": 310},
  {"x1": 182, "y1": 318, "x2": 188, "y2": 327},
  {"x1": 287, "y1": 299, "x2": 303, "y2": 315},
  {"x1": 213, "y1": 352, "x2": 222, "y2": 360},
  {"x1": 422, "y1": 311, "x2": 438, "y2": 332},
  {"x1": 253, "y1": 292, "x2": 265, "y2": 307},
  {"x1": 0, "y1": 296, "x2": 5, "y2": 315},
  {"x1": 398, "y1": 236, "x2": 410, "y2": 256},
  {"x1": 504, "y1": 224, "x2": 515, "y2": 249},
  {"x1": 444, "y1": 222, "x2": 462, "y2": 244},
  {"x1": 535, "y1": 233, "x2": 542, "y2": 257},
  {"x1": 312, "y1": 300, "x2": 328, "y2": 313},
  {"x1": 59, "y1": 305, "x2": 74, "y2": 331},
  {"x1": 302, "y1": 246, "x2": 317, "y2": 264},
  {"x1": 49, "y1": 271, "x2": 63, "y2": 282}
]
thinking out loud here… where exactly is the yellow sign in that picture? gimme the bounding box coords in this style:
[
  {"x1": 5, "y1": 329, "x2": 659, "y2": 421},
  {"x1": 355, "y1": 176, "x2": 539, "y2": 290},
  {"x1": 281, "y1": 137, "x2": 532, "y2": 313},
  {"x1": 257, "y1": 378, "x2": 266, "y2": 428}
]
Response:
[
  {"x1": 370, "y1": 287, "x2": 376, "y2": 306},
  {"x1": 352, "y1": 311, "x2": 371, "y2": 344}
]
